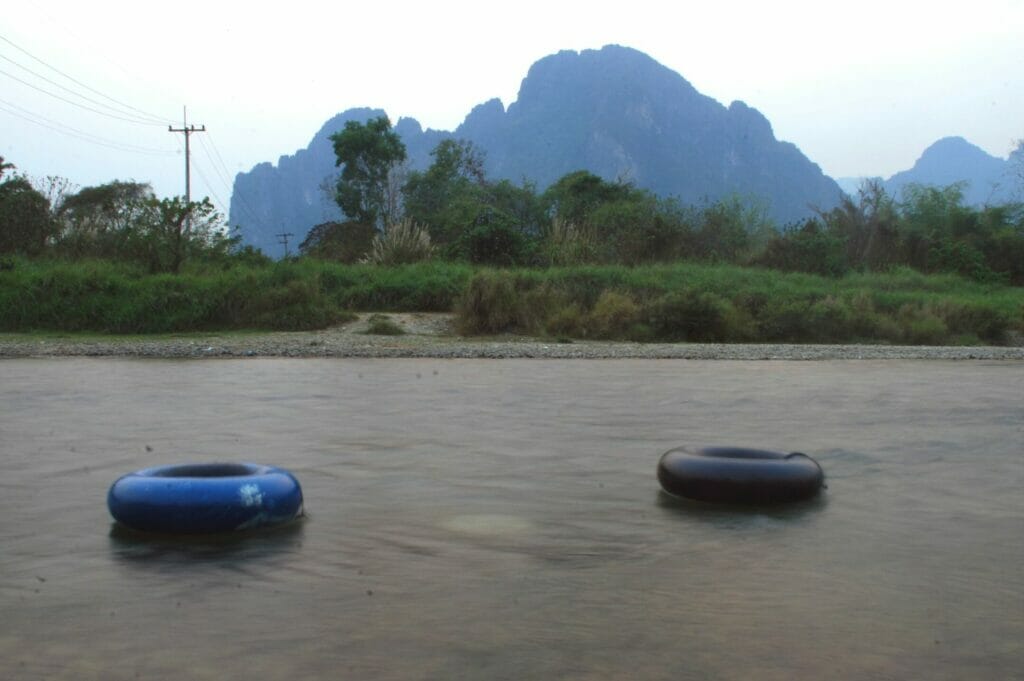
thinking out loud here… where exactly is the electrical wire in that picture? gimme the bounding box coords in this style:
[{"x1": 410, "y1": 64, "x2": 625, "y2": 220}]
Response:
[
  {"x1": 1, "y1": 29, "x2": 250, "y2": 222},
  {"x1": 0, "y1": 52, "x2": 166, "y2": 127},
  {"x1": 0, "y1": 98, "x2": 178, "y2": 157},
  {"x1": 188, "y1": 160, "x2": 228, "y2": 216},
  {"x1": 200, "y1": 132, "x2": 264, "y2": 225},
  {"x1": 0, "y1": 66, "x2": 173, "y2": 127},
  {"x1": 195, "y1": 134, "x2": 235, "y2": 195},
  {"x1": 0, "y1": 32, "x2": 174, "y2": 126}
]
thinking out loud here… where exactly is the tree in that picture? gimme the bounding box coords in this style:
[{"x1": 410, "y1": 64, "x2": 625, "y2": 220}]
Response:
[
  {"x1": 819, "y1": 179, "x2": 899, "y2": 271},
  {"x1": 693, "y1": 196, "x2": 763, "y2": 263},
  {"x1": 130, "y1": 197, "x2": 230, "y2": 273},
  {"x1": 0, "y1": 156, "x2": 14, "y2": 180},
  {"x1": 55, "y1": 181, "x2": 154, "y2": 258},
  {"x1": 403, "y1": 139, "x2": 488, "y2": 240},
  {"x1": 754, "y1": 219, "x2": 849, "y2": 277},
  {"x1": 1010, "y1": 139, "x2": 1024, "y2": 199},
  {"x1": 541, "y1": 170, "x2": 635, "y2": 226},
  {"x1": 897, "y1": 182, "x2": 972, "y2": 271},
  {"x1": 299, "y1": 220, "x2": 377, "y2": 262},
  {"x1": 0, "y1": 176, "x2": 54, "y2": 256},
  {"x1": 32, "y1": 175, "x2": 77, "y2": 218},
  {"x1": 329, "y1": 116, "x2": 406, "y2": 228}
]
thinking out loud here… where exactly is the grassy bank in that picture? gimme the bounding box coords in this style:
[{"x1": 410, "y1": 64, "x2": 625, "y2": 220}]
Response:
[
  {"x1": 456, "y1": 265, "x2": 1024, "y2": 344},
  {"x1": 1, "y1": 258, "x2": 1021, "y2": 344}
]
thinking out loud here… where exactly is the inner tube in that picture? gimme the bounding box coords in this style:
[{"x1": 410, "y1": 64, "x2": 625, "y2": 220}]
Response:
[
  {"x1": 107, "y1": 462, "x2": 304, "y2": 534},
  {"x1": 657, "y1": 446, "x2": 824, "y2": 504}
]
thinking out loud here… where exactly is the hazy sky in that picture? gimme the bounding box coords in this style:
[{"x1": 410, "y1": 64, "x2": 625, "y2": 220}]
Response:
[{"x1": 3, "y1": 0, "x2": 1022, "y2": 215}]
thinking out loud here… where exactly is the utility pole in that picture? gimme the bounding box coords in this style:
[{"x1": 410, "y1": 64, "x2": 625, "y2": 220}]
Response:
[
  {"x1": 276, "y1": 232, "x2": 295, "y2": 258},
  {"x1": 168, "y1": 106, "x2": 206, "y2": 208}
]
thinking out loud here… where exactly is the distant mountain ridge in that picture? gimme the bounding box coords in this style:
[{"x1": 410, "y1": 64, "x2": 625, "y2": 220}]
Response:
[
  {"x1": 229, "y1": 108, "x2": 448, "y2": 256},
  {"x1": 884, "y1": 137, "x2": 1013, "y2": 206},
  {"x1": 836, "y1": 137, "x2": 1014, "y2": 206},
  {"x1": 231, "y1": 45, "x2": 844, "y2": 257}
]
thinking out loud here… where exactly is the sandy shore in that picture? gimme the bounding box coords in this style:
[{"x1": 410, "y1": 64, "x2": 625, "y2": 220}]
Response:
[{"x1": 3, "y1": 313, "x2": 1023, "y2": 360}]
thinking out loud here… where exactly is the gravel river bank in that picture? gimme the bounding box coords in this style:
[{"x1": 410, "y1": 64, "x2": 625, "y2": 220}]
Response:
[{"x1": 1, "y1": 313, "x2": 1022, "y2": 360}]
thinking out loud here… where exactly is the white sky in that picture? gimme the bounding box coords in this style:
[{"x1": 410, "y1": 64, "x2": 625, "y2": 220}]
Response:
[{"x1": 2, "y1": 0, "x2": 1022, "y2": 215}]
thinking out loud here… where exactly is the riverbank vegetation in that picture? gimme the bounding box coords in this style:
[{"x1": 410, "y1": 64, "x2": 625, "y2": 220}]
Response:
[
  {"x1": 2, "y1": 258, "x2": 1021, "y2": 345},
  {"x1": 1, "y1": 135, "x2": 1023, "y2": 345}
]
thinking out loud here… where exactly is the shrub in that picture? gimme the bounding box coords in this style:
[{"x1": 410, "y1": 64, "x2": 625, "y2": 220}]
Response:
[
  {"x1": 897, "y1": 305, "x2": 949, "y2": 345},
  {"x1": 544, "y1": 303, "x2": 586, "y2": 338},
  {"x1": 541, "y1": 218, "x2": 601, "y2": 266},
  {"x1": 362, "y1": 314, "x2": 406, "y2": 335},
  {"x1": 362, "y1": 218, "x2": 435, "y2": 265},
  {"x1": 804, "y1": 296, "x2": 854, "y2": 342},
  {"x1": 587, "y1": 291, "x2": 641, "y2": 339},
  {"x1": 754, "y1": 297, "x2": 813, "y2": 342},
  {"x1": 300, "y1": 220, "x2": 376, "y2": 263},
  {"x1": 455, "y1": 270, "x2": 528, "y2": 335},
  {"x1": 458, "y1": 219, "x2": 529, "y2": 266},
  {"x1": 755, "y1": 220, "x2": 849, "y2": 277},
  {"x1": 928, "y1": 299, "x2": 1009, "y2": 344},
  {"x1": 221, "y1": 276, "x2": 345, "y2": 331},
  {"x1": 646, "y1": 290, "x2": 734, "y2": 341}
]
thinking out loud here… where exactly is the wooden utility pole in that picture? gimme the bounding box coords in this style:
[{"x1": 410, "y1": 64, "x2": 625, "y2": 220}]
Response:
[
  {"x1": 168, "y1": 106, "x2": 206, "y2": 207},
  {"x1": 276, "y1": 232, "x2": 295, "y2": 257}
]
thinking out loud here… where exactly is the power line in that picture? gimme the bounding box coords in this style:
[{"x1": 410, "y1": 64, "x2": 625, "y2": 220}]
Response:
[
  {"x1": 195, "y1": 134, "x2": 235, "y2": 196},
  {"x1": 0, "y1": 66, "x2": 169, "y2": 127},
  {"x1": 0, "y1": 98, "x2": 177, "y2": 156},
  {"x1": 0, "y1": 52, "x2": 166, "y2": 126},
  {"x1": 188, "y1": 160, "x2": 228, "y2": 216},
  {"x1": 0, "y1": 32, "x2": 173, "y2": 126},
  {"x1": 197, "y1": 132, "x2": 263, "y2": 225}
]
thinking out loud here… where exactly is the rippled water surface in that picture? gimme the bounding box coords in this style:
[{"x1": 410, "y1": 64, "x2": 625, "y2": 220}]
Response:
[{"x1": 1, "y1": 358, "x2": 1021, "y2": 680}]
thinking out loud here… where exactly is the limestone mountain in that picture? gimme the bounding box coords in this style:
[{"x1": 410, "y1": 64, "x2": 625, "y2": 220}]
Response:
[
  {"x1": 229, "y1": 108, "x2": 447, "y2": 256},
  {"x1": 231, "y1": 45, "x2": 843, "y2": 257},
  {"x1": 882, "y1": 136, "x2": 1013, "y2": 206},
  {"x1": 455, "y1": 46, "x2": 841, "y2": 220}
]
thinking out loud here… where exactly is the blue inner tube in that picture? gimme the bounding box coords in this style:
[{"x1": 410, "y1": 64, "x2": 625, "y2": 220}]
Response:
[
  {"x1": 658, "y1": 446, "x2": 824, "y2": 504},
  {"x1": 107, "y1": 462, "x2": 304, "y2": 534}
]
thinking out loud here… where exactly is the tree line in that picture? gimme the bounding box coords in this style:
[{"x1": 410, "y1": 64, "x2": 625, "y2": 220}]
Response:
[
  {"x1": 3, "y1": 122, "x2": 1022, "y2": 286},
  {"x1": 306, "y1": 118, "x2": 1024, "y2": 285},
  {"x1": 0, "y1": 155, "x2": 245, "y2": 273}
]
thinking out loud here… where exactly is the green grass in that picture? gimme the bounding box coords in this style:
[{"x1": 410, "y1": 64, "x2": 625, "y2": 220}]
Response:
[
  {"x1": 453, "y1": 264, "x2": 1024, "y2": 345},
  {"x1": 361, "y1": 314, "x2": 406, "y2": 336},
  {"x1": 1, "y1": 258, "x2": 1021, "y2": 344}
]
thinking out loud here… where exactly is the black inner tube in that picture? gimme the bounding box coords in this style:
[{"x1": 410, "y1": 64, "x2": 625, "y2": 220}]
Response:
[{"x1": 657, "y1": 446, "x2": 824, "y2": 504}]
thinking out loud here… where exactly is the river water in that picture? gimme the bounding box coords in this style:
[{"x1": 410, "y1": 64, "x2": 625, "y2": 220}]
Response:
[{"x1": 0, "y1": 358, "x2": 1021, "y2": 680}]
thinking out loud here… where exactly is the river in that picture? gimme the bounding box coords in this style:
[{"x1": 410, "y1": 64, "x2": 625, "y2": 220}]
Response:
[{"x1": 1, "y1": 358, "x2": 1021, "y2": 680}]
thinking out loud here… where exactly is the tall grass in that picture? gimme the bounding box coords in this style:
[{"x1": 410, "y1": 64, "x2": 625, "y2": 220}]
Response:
[
  {"x1": 1, "y1": 257, "x2": 1021, "y2": 344},
  {"x1": 453, "y1": 264, "x2": 1024, "y2": 345}
]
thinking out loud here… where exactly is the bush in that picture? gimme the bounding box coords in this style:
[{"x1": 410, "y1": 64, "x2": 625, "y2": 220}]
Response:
[
  {"x1": 362, "y1": 314, "x2": 406, "y2": 335},
  {"x1": 804, "y1": 296, "x2": 855, "y2": 343},
  {"x1": 457, "y1": 219, "x2": 529, "y2": 266},
  {"x1": 755, "y1": 220, "x2": 849, "y2": 277},
  {"x1": 362, "y1": 218, "x2": 435, "y2": 265},
  {"x1": 544, "y1": 303, "x2": 586, "y2": 338},
  {"x1": 928, "y1": 299, "x2": 1009, "y2": 343},
  {"x1": 646, "y1": 290, "x2": 735, "y2": 342},
  {"x1": 587, "y1": 291, "x2": 641, "y2": 339},
  {"x1": 897, "y1": 305, "x2": 949, "y2": 345},
  {"x1": 455, "y1": 270, "x2": 530, "y2": 335},
  {"x1": 300, "y1": 221, "x2": 376, "y2": 263},
  {"x1": 753, "y1": 297, "x2": 814, "y2": 342},
  {"x1": 541, "y1": 218, "x2": 601, "y2": 266}
]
